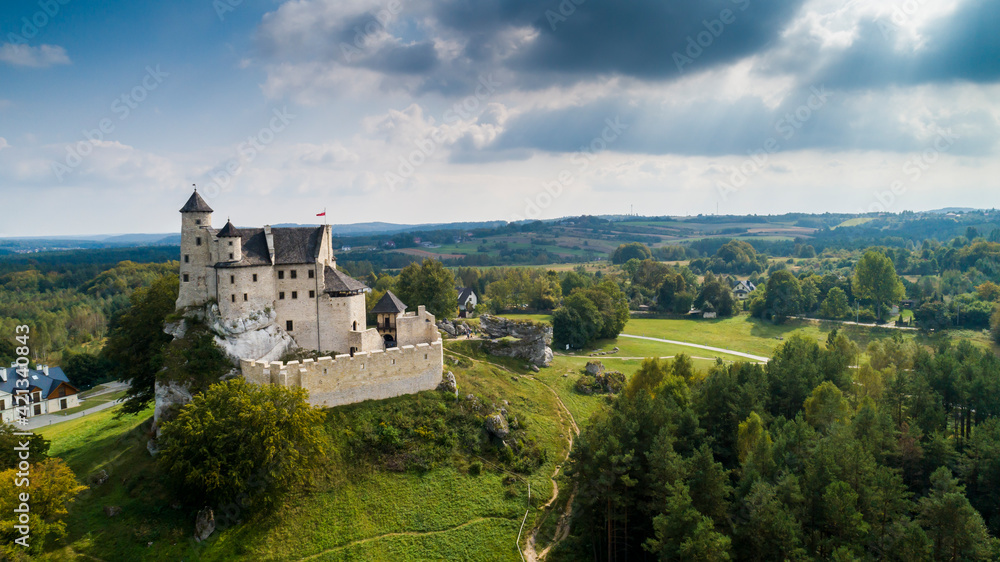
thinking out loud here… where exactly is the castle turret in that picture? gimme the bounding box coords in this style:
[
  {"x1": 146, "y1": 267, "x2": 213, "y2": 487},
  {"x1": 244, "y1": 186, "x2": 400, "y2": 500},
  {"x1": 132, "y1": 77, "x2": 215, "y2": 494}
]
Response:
[
  {"x1": 370, "y1": 290, "x2": 407, "y2": 348},
  {"x1": 177, "y1": 189, "x2": 214, "y2": 309},
  {"x1": 217, "y1": 219, "x2": 242, "y2": 262}
]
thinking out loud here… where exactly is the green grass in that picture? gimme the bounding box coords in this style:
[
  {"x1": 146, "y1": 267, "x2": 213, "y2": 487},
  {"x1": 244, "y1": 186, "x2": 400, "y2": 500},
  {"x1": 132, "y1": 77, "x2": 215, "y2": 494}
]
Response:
[
  {"x1": 54, "y1": 390, "x2": 126, "y2": 417},
  {"x1": 38, "y1": 347, "x2": 572, "y2": 561}
]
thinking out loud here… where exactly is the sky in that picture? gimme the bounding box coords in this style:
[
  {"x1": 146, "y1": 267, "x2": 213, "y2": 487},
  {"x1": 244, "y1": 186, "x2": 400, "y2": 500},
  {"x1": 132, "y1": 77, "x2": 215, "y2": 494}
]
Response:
[{"x1": 0, "y1": 0, "x2": 998, "y2": 236}]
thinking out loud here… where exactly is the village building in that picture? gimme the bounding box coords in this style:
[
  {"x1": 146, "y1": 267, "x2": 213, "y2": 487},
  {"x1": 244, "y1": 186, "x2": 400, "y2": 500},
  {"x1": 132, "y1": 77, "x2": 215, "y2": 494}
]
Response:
[
  {"x1": 732, "y1": 279, "x2": 757, "y2": 300},
  {"x1": 457, "y1": 287, "x2": 478, "y2": 318},
  {"x1": 0, "y1": 364, "x2": 80, "y2": 422}
]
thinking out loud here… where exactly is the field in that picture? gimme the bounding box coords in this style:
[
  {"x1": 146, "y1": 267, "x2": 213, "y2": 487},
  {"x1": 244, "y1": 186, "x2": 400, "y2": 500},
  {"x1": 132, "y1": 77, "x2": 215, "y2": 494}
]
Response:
[{"x1": 36, "y1": 348, "x2": 579, "y2": 561}]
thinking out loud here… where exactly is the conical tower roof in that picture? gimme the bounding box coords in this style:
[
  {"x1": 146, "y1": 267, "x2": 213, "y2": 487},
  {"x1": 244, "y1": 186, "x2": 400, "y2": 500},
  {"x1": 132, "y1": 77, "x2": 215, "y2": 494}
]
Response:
[
  {"x1": 370, "y1": 290, "x2": 407, "y2": 314},
  {"x1": 180, "y1": 189, "x2": 213, "y2": 213},
  {"x1": 217, "y1": 219, "x2": 240, "y2": 237}
]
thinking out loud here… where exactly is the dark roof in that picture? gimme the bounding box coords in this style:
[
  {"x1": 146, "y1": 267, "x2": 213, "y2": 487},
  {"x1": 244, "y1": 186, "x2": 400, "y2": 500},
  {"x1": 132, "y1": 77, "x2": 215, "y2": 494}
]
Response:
[
  {"x1": 180, "y1": 190, "x2": 214, "y2": 213},
  {"x1": 217, "y1": 220, "x2": 240, "y2": 237},
  {"x1": 457, "y1": 287, "x2": 476, "y2": 303},
  {"x1": 0, "y1": 366, "x2": 77, "y2": 399},
  {"x1": 371, "y1": 290, "x2": 407, "y2": 314},
  {"x1": 272, "y1": 227, "x2": 323, "y2": 265},
  {"x1": 215, "y1": 228, "x2": 271, "y2": 268},
  {"x1": 324, "y1": 266, "x2": 369, "y2": 295}
]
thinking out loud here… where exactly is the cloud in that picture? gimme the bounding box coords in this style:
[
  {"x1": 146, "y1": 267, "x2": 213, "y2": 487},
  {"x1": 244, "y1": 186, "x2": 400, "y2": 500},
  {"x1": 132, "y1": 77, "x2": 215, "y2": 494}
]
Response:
[
  {"x1": 0, "y1": 138, "x2": 8, "y2": 151},
  {"x1": 0, "y1": 43, "x2": 71, "y2": 68},
  {"x1": 760, "y1": 0, "x2": 1000, "y2": 89}
]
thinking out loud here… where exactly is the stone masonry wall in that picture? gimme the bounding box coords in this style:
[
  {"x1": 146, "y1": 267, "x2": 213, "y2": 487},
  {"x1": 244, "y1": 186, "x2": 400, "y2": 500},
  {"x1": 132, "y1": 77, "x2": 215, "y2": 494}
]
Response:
[{"x1": 241, "y1": 340, "x2": 444, "y2": 408}]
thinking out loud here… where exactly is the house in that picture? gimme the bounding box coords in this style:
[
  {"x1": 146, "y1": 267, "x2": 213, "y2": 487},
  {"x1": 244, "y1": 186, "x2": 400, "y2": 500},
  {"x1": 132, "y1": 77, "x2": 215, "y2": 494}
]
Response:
[
  {"x1": 733, "y1": 279, "x2": 757, "y2": 300},
  {"x1": 457, "y1": 287, "x2": 478, "y2": 318},
  {"x1": 0, "y1": 364, "x2": 80, "y2": 423}
]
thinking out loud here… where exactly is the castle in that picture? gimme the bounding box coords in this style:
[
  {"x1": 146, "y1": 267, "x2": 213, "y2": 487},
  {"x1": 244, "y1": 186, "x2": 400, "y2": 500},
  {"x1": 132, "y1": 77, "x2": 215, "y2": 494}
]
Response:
[{"x1": 176, "y1": 189, "x2": 443, "y2": 407}]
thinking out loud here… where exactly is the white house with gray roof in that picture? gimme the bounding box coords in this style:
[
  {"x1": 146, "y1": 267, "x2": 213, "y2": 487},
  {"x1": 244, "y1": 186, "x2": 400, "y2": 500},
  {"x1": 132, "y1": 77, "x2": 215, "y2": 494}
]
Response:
[{"x1": 0, "y1": 364, "x2": 80, "y2": 423}]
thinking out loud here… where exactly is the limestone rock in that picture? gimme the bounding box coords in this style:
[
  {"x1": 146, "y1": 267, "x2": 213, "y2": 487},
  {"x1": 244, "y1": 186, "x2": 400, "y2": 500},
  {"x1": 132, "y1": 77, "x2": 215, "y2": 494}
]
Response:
[
  {"x1": 437, "y1": 320, "x2": 457, "y2": 337},
  {"x1": 437, "y1": 371, "x2": 458, "y2": 397},
  {"x1": 153, "y1": 380, "x2": 193, "y2": 430},
  {"x1": 585, "y1": 361, "x2": 605, "y2": 375},
  {"x1": 104, "y1": 506, "x2": 122, "y2": 517},
  {"x1": 163, "y1": 319, "x2": 187, "y2": 339},
  {"x1": 195, "y1": 507, "x2": 216, "y2": 542},
  {"x1": 146, "y1": 438, "x2": 160, "y2": 457},
  {"x1": 485, "y1": 412, "x2": 510, "y2": 439},
  {"x1": 90, "y1": 469, "x2": 109, "y2": 486},
  {"x1": 478, "y1": 314, "x2": 553, "y2": 367}
]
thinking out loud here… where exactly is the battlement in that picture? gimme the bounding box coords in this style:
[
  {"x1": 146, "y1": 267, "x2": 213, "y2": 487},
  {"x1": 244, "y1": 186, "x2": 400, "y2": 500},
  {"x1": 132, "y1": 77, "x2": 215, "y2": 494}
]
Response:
[{"x1": 240, "y1": 340, "x2": 444, "y2": 408}]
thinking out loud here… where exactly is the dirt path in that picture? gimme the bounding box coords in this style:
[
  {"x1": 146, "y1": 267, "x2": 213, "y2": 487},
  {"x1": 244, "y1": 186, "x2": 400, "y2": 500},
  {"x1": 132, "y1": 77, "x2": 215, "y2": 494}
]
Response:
[
  {"x1": 297, "y1": 517, "x2": 511, "y2": 560},
  {"x1": 617, "y1": 334, "x2": 770, "y2": 363},
  {"x1": 523, "y1": 376, "x2": 581, "y2": 562}
]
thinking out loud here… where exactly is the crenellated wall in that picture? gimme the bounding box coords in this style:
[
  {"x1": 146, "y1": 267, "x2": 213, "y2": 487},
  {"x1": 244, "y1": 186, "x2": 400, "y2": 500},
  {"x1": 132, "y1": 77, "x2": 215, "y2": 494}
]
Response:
[{"x1": 240, "y1": 340, "x2": 443, "y2": 408}]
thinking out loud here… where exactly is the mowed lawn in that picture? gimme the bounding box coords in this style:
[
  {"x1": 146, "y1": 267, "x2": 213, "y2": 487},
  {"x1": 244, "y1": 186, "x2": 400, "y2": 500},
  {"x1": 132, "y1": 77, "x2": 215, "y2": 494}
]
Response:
[{"x1": 500, "y1": 312, "x2": 994, "y2": 361}]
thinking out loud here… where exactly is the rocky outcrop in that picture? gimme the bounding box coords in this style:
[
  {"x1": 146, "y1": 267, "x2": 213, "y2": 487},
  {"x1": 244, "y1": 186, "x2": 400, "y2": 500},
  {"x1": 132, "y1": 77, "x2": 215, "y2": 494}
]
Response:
[
  {"x1": 153, "y1": 380, "x2": 193, "y2": 429},
  {"x1": 206, "y1": 305, "x2": 296, "y2": 366},
  {"x1": 585, "y1": 360, "x2": 604, "y2": 375},
  {"x1": 485, "y1": 412, "x2": 510, "y2": 439},
  {"x1": 104, "y1": 506, "x2": 122, "y2": 517},
  {"x1": 437, "y1": 371, "x2": 458, "y2": 397},
  {"x1": 437, "y1": 319, "x2": 471, "y2": 337},
  {"x1": 195, "y1": 507, "x2": 216, "y2": 542},
  {"x1": 478, "y1": 314, "x2": 553, "y2": 367}
]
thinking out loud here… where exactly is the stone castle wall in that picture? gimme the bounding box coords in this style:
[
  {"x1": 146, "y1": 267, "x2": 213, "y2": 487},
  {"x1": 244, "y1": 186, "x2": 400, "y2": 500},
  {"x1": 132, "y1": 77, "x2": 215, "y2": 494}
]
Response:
[{"x1": 240, "y1": 340, "x2": 444, "y2": 408}]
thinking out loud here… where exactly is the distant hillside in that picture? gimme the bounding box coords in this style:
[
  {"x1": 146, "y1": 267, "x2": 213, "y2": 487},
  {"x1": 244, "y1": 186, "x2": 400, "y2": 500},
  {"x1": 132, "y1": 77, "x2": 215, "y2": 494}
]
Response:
[{"x1": 272, "y1": 220, "x2": 508, "y2": 236}]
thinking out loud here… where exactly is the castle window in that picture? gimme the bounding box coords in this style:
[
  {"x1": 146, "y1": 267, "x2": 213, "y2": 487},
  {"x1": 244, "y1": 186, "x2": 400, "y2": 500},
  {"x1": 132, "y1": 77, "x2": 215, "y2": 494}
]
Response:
[
  {"x1": 228, "y1": 241, "x2": 233, "y2": 246},
  {"x1": 183, "y1": 274, "x2": 189, "y2": 282},
  {"x1": 424, "y1": 354, "x2": 428, "y2": 359},
  {"x1": 196, "y1": 237, "x2": 202, "y2": 246},
  {"x1": 279, "y1": 292, "x2": 285, "y2": 300},
  {"x1": 230, "y1": 275, "x2": 235, "y2": 284},
  {"x1": 308, "y1": 269, "x2": 315, "y2": 279},
  {"x1": 309, "y1": 290, "x2": 315, "y2": 298},
  {"x1": 360, "y1": 363, "x2": 365, "y2": 370},
  {"x1": 278, "y1": 270, "x2": 284, "y2": 280},
  {"x1": 353, "y1": 321, "x2": 357, "y2": 330},
  {"x1": 243, "y1": 294, "x2": 248, "y2": 302},
  {"x1": 184, "y1": 255, "x2": 189, "y2": 263},
  {"x1": 252, "y1": 274, "x2": 258, "y2": 282},
  {"x1": 290, "y1": 270, "x2": 297, "y2": 279},
  {"x1": 286, "y1": 320, "x2": 294, "y2": 331},
  {"x1": 231, "y1": 294, "x2": 235, "y2": 303},
  {"x1": 195, "y1": 219, "x2": 202, "y2": 225},
  {"x1": 292, "y1": 291, "x2": 298, "y2": 299},
  {"x1": 229, "y1": 253, "x2": 234, "y2": 260}
]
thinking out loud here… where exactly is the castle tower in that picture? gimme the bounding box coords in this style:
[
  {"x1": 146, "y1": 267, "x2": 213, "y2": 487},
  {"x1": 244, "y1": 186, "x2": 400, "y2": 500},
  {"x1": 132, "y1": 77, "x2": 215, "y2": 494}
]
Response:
[
  {"x1": 177, "y1": 189, "x2": 214, "y2": 310},
  {"x1": 217, "y1": 219, "x2": 242, "y2": 262},
  {"x1": 370, "y1": 290, "x2": 407, "y2": 348}
]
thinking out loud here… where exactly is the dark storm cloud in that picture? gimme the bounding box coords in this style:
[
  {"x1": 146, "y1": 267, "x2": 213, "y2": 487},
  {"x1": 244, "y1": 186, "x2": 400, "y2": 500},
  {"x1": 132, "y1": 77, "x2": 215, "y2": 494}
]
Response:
[
  {"x1": 772, "y1": 0, "x2": 1000, "y2": 89},
  {"x1": 433, "y1": 0, "x2": 809, "y2": 80}
]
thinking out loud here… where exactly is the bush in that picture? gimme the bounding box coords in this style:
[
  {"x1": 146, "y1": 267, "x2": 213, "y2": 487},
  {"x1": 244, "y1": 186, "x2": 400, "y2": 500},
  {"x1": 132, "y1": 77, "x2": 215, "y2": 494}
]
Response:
[{"x1": 157, "y1": 378, "x2": 326, "y2": 511}]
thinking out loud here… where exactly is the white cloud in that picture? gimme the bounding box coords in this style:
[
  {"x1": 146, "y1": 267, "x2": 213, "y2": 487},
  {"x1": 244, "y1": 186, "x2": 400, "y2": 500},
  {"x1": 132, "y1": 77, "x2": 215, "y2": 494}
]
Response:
[
  {"x1": 0, "y1": 43, "x2": 71, "y2": 68},
  {"x1": 0, "y1": 138, "x2": 8, "y2": 151}
]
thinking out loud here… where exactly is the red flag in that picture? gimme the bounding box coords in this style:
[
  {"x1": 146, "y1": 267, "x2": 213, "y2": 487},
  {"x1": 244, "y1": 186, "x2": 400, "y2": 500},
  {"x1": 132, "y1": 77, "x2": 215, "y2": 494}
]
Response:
[{"x1": 316, "y1": 211, "x2": 326, "y2": 217}]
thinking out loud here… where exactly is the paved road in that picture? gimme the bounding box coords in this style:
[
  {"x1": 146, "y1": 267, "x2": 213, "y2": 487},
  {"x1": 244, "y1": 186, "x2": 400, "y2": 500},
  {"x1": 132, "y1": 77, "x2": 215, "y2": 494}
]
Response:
[
  {"x1": 618, "y1": 334, "x2": 771, "y2": 363},
  {"x1": 24, "y1": 382, "x2": 129, "y2": 430}
]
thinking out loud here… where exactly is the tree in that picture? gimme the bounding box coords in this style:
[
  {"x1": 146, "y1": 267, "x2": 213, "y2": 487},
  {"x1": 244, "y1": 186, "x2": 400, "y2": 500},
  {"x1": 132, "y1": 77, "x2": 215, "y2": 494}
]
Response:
[
  {"x1": 103, "y1": 273, "x2": 178, "y2": 414},
  {"x1": 990, "y1": 307, "x2": 1000, "y2": 344},
  {"x1": 63, "y1": 351, "x2": 115, "y2": 390},
  {"x1": 552, "y1": 293, "x2": 602, "y2": 349},
  {"x1": 821, "y1": 287, "x2": 851, "y2": 319},
  {"x1": 157, "y1": 378, "x2": 326, "y2": 510},
  {"x1": 762, "y1": 270, "x2": 802, "y2": 323},
  {"x1": 696, "y1": 277, "x2": 737, "y2": 317},
  {"x1": 918, "y1": 467, "x2": 993, "y2": 561},
  {"x1": 0, "y1": 424, "x2": 48, "y2": 470},
  {"x1": 645, "y1": 482, "x2": 732, "y2": 561},
  {"x1": 803, "y1": 381, "x2": 850, "y2": 432},
  {"x1": 394, "y1": 259, "x2": 459, "y2": 318},
  {"x1": 611, "y1": 242, "x2": 652, "y2": 264},
  {"x1": 0, "y1": 458, "x2": 87, "y2": 556},
  {"x1": 853, "y1": 250, "x2": 905, "y2": 322}
]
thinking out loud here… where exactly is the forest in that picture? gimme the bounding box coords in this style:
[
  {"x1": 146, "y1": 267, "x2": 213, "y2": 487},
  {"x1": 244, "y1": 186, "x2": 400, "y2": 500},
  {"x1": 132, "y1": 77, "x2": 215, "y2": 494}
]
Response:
[{"x1": 562, "y1": 334, "x2": 1000, "y2": 561}]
